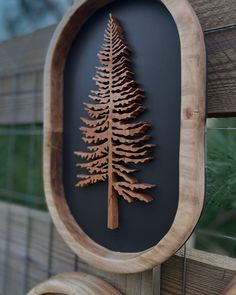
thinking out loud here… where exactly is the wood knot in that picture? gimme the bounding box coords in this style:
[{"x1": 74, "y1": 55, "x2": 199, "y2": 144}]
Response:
[{"x1": 185, "y1": 108, "x2": 199, "y2": 119}]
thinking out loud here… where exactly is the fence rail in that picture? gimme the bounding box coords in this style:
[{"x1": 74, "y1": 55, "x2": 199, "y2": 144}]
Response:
[
  {"x1": 0, "y1": 201, "x2": 235, "y2": 295},
  {"x1": 0, "y1": 19, "x2": 236, "y2": 124}
]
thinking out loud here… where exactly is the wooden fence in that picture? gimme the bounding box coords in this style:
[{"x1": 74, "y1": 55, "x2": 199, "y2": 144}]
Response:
[
  {"x1": 0, "y1": 1, "x2": 235, "y2": 124},
  {"x1": 0, "y1": 202, "x2": 235, "y2": 295},
  {"x1": 0, "y1": 0, "x2": 236, "y2": 294}
]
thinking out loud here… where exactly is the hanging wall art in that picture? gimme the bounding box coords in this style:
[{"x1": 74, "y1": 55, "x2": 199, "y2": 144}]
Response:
[{"x1": 44, "y1": 0, "x2": 206, "y2": 273}]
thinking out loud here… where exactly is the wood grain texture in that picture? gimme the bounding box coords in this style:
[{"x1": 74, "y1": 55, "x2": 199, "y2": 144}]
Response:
[
  {"x1": 161, "y1": 250, "x2": 236, "y2": 295},
  {"x1": 0, "y1": 202, "x2": 235, "y2": 295},
  {"x1": 0, "y1": 27, "x2": 235, "y2": 125},
  {"x1": 27, "y1": 272, "x2": 122, "y2": 295},
  {"x1": 189, "y1": 0, "x2": 236, "y2": 31},
  {"x1": 44, "y1": 0, "x2": 206, "y2": 273},
  {"x1": 206, "y1": 27, "x2": 236, "y2": 117},
  {"x1": 223, "y1": 277, "x2": 236, "y2": 295},
  {"x1": 0, "y1": 26, "x2": 55, "y2": 75},
  {"x1": 75, "y1": 13, "x2": 155, "y2": 230},
  {"x1": 0, "y1": 69, "x2": 44, "y2": 124}
]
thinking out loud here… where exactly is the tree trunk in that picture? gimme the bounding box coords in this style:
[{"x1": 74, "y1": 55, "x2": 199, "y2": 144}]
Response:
[{"x1": 107, "y1": 173, "x2": 119, "y2": 230}]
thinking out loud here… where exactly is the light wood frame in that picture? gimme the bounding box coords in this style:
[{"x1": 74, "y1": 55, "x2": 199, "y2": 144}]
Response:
[
  {"x1": 223, "y1": 277, "x2": 236, "y2": 295},
  {"x1": 27, "y1": 272, "x2": 122, "y2": 295},
  {"x1": 44, "y1": 0, "x2": 206, "y2": 273}
]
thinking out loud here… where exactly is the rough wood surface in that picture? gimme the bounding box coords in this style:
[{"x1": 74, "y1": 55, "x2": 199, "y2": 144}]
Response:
[
  {"x1": 0, "y1": 202, "x2": 155, "y2": 295},
  {"x1": 0, "y1": 26, "x2": 55, "y2": 75},
  {"x1": 0, "y1": 0, "x2": 234, "y2": 293},
  {"x1": 0, "y1": 202, "x2": 235, "y2": 295},
  {"x1": 44, "y1": 0, "x2": 206, "y2": 273},
  {"x1": 27, "y1": 272, "x2": 122, "y2": 295},
  {"x1": 161, "y1": 250, "x2": 236, "y2": 295},
  {"x1": 0, "y1": 0, "x2": 233, "y2": 75},
  {"x1": 75, "y1": 14, "x2": 155, "y2": 230},
  {"x1": 189, "y1": 0, "x2": 236, "y2": 31},
  {"x1": 206, "y1": 27, "x2": 236, "y2": 117},
  {"x1": 0, "y1": 20, "x2": 235, "y2": 124}
]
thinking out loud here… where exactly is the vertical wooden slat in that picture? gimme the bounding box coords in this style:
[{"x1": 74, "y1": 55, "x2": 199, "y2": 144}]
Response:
[
  {"x1": 152, "y1": 267, "x2": 161, "y2": 295},
  {"x1": 25, "y1": 210, "x2": 51, "y2": 292},
  {"x1": 126, "y1": 273, "x2": 142, "y2": 295},
  {"x1": 0, "y1": 202, "x2": 235, "y2": 295},
  {"x1": 0, "y1": 203, "x2": 7, "y2": 294},
  {"x1": 50, "y1": 225, "x2": 75, "y2": 274},
  {"x1": 5, "y1": 205, "x2": 28, "y2": 295}
]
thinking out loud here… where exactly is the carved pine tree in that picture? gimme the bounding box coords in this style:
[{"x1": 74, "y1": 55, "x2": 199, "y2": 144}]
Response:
[{"x1": 75, "y1": 14, "x2": 155, "y2": 230}]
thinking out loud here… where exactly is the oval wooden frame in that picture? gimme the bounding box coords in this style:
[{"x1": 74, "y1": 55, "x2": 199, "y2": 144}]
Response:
[
  {"x1": 44, "y1": 0, "x2": 206, "y2": 273},
  {"x1": 27, "y1": 272, "x2": 122, "y2": 295}
]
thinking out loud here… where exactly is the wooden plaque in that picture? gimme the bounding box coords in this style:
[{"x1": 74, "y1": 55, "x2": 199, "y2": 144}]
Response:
[
  {"x1": 27, "y1": 272, "x2": 122, "y2": 295},
  {"x1": 44, "y1": 0, "x2": 206, "y2": 273}
]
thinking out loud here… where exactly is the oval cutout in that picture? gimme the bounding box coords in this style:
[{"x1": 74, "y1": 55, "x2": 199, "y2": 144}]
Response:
[
  {"x1": 44, "y1": 0, "x2": 206, "y2": 273},
  {"x1": 63, "y1": 0, "x2": 180, "y2": 253}
]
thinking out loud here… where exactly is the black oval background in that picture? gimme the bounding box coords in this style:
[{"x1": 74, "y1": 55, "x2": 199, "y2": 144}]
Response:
[{"x1": 63, "y1": 0, "x2": 181, "y2": 252}]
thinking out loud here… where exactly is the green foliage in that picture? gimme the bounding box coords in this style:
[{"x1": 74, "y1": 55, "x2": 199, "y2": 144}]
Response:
[
  {"x1": 196, "y1": 118, "x2": 236, "y2": 257},
  {"x1": 0, "y1": 125, "x2": 45, "y2": 210}
]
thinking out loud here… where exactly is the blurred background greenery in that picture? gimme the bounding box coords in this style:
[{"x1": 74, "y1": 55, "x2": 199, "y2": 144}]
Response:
[
  {"x1": 0, "y1": 0, "x2": 235, "y2": 259},
  {"x1": 0, "y1": 125, "x2": 45, "y2": 210},
  {"x1": 196, "y1": 118, "x2": 236, "y2": 257}
]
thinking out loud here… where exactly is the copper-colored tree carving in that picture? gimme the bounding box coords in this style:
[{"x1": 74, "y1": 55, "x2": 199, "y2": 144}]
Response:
[{"x1": 75, "y1": 14, "x2": 155, "y2": 230}]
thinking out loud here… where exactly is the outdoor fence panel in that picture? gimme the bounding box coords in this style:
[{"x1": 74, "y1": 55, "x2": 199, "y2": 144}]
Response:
[
  {"x1": 0, "y1": 1, "x2": 236, "y2": 294},
  {"x1": 0, "y1": 202, "x2": 235, "y2": 295},
  {"x1": 1, "y1": 26, "x2": 236, "y2": 124}
]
